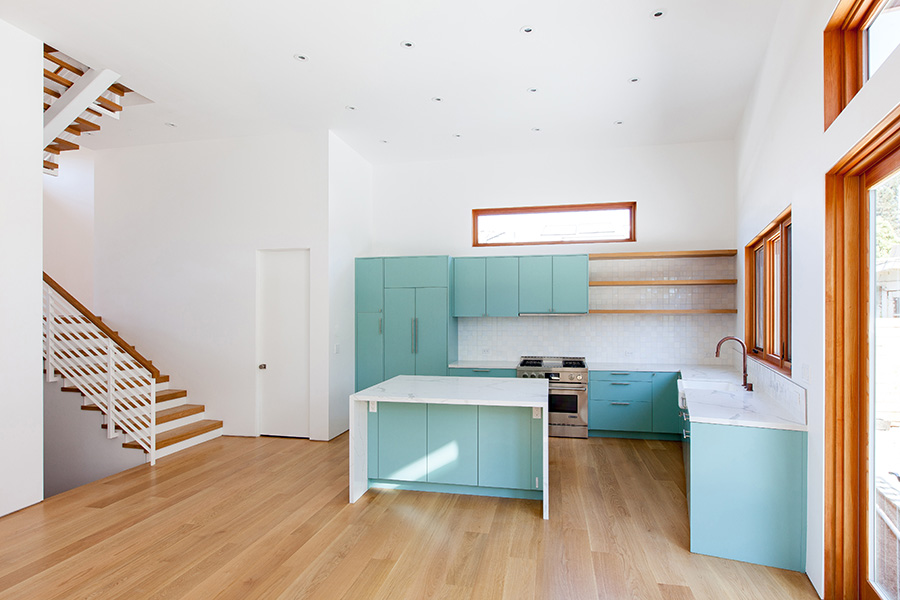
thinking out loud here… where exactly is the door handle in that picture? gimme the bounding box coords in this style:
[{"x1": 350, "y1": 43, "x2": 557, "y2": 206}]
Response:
[
  {"x1": 610, "y1": 402, "x2": 630, "y2": 406},
  {"x1": 258, "y1": 364, "x2": 267, "y2": 370},
  {"x1": 411, "y1": 318, "x2": 416, "y2": 353},
  {"x1": 378, "y1": 318, "x2": 382, "y2": 334},
  {"x1": 414, "y1": 318, "x2": 418, "y2": 353},
  {"x1": 610, "y1": 382, "x2": 630, "y2": 386}
]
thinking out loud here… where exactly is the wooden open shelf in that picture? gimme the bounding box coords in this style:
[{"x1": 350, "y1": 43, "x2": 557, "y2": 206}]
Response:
[
  {"x1": 589, "y1": 249, "x2": 737, "y2": 260},
  {"x1": 589, "y1": 279, "x2": 737, "y2": 287},
  {"x1": 589, "y1": 309, "x2": 738, "y2": 315}
]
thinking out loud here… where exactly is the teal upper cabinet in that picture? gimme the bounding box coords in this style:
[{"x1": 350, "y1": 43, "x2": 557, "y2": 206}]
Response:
[
  {"x1": 384, "y1": 256, "x2": 450, "y2": 288},
  {"x1": 355, "y1": 258, "x2": 384, "y2": 313},
  {"x1": 519, "y1": 256, "x2": 554, "y2": 314},
  {"x1": 551, "y1": 255, "x2": 589, "y2": 314},
  {"x1": 453, "y1": 258, "x2": 486, "y2": 317},
  {"x1": 453, "y1": 257, "x2": 519, "y2": 317},
  {"x1": 486, "y1": 257, "x2": 519, "y2": 316},
  {"x1": 519, "y1": 255, "x2": 588, "y2": 314}
]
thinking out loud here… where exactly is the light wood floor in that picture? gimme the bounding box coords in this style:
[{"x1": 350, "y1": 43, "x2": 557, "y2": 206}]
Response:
[{"x1": 0, "y1": 434, "x2": 819, "y2": 599}]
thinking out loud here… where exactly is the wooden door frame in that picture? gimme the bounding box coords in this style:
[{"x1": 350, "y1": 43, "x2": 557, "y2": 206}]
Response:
[{"x1": 826, "y1": 103, "x2": 900, "y2": 600}]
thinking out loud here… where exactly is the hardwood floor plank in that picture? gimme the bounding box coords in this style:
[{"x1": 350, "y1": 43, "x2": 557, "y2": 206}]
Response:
[{"x1": 0, "y1": 435, "x2": 820, "y2": 600}]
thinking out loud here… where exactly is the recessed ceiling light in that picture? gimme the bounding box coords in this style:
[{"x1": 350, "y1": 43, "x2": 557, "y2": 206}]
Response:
[
  {"x1": 293, "y1": 54, "x2": 309, "y2": 61},
  {"x1": 453, "y1": 134, "x2": 462, "y2": 138},
  {"x1": 401, "y1": 40, "x2": 415, "y2": 48},
  {"x1": 432, "y1": 97, "x2": 443, "y2": 102},
  {"x1": 345, "y1": 105, "x2": 357, "y2": 111},
  {"x1": 527, "y1": 87, "x2": 538, "y2": 93},
  {"x1": 650, "y1": 9, "x2": 666, "y2": 19},
  {"x1": 613, "y1": 120, "x2": 624, "y2": 125},
  {"x1": 629, "y1": 77, "x2": 640, "y2": 83},
  {"x1": 520, "y1": 26, "x2": 534, "y2": 34},
  {"x1": 380, "y1": 140, "x2": 389, "y2": 144},
  {"x1": 164, "y1": 122, "x2": 177, "y2": 128},
  {"x1": 531, "y1": 127, "x2": 541, "y2": 132}
]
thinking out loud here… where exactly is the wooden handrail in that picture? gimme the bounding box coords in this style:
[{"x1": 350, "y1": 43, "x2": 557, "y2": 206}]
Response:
[{"x1": 43, "y1": 272, "x2": 159, "y2": 378}]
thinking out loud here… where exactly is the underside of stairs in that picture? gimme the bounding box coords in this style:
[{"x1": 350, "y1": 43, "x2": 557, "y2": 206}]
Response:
[{"x1": 61, "y1": 376, "x2": 223, "y2": 461}]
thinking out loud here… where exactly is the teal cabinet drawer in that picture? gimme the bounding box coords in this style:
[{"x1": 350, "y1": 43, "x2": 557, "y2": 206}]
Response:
[
  {"x1": 590, "y1": 380, "x2": 652, "y2": 403},
  {"x1": 384, "y1": 256, "x2": 449, "y2": 288},
  {"x1": 450, "y1": 368, "x2": 516, "y2": 378},
  {"x1": 590, "y1": 371, "x2": 654, "y2": 382},
  {"x1": 589, "y1": 399, "x2": 652, "y2": 432}
]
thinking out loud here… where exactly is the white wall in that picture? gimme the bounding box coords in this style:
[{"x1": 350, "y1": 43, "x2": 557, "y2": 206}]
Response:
[
  {"x1": 0, "y1": 19, "x2": 44, "y2": 516},
  {"x1": 736, "y1": 0, "x2": 900, "y2": 595},
  {"x1": 92, "y1": 132, "x2": 334, "y2": 440},
  {"x1": 371, "y1": 141, "x2": 737, "y2": 257},
  {"x1": 327, "y1": 132, "x2": 374, "y2": 438},
  {"x1": 43, "y1": 380, "x2": 143, "y2": 497},
  {"x1": 43, "y1": 150, "x2": 95, "y2": 305}
]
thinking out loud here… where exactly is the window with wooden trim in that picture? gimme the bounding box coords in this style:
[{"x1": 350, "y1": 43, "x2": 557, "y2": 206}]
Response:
[
  {"x1": 825, "y1": 0, "x2": 900, "y2": 129},
  {"x1": 745, "y1": 209, "x2": 791, "y2": 373},
  {"x1": 472, "y1": 202, "x2": 636, "y2": 247}
]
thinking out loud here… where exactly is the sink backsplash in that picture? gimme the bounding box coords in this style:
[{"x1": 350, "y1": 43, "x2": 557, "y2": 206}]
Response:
[
  {"x1": 457, "y1": 313, "x2": 737, "y2": 365},
  {"x1": 739, "y1": 351, "x2": 808, "y2": 425}
]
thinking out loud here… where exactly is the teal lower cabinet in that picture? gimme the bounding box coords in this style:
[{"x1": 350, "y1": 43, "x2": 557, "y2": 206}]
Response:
[
  {"x1": 449, "y1": 368, "x2": 516, "y2": 378},
  {"x1": 588, "y1": 371, "x2": 681, "y2": 440},
  {"x1": 367, "y1": 402, "x2": 542, "y2": 499},
  {"x1": 426, "y1": 404, "x2": 477, "y2": 485},
  {"x1": 687, "y1": 420, "x2": 807, "y2": 572}
]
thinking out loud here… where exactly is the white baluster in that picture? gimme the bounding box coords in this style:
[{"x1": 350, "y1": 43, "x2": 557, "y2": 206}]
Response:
[
  {"x1": 149, "y1": 378, "x2": 156, "y2": 466},
  {"x1": 46, "y1": 290, "x2": 58, "y2": 383},
  {"x1": 107, "y1": 339, "x2": 118, "y2": 439}
]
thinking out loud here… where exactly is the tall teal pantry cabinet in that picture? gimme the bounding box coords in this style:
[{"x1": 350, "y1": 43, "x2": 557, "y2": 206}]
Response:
[{"x1": 355, "y1": 256, "x2": 457, "y2": 391}]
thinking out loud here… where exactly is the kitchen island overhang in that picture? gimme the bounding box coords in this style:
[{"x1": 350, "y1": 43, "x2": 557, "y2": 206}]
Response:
[{"x1": 349, "y1": 375, "x2": 550, "y2": 519}]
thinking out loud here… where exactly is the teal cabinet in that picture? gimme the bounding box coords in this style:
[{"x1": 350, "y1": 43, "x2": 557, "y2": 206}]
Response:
[
  {"x1": 652, "y1": 372, "x2": 681, "y2": 434},
  {"x1": 687, "y1": 419, "x2": 807, "y2": 572},
  {"x1": 518, "y1": 255, "x2": 588, "y2": 314},
  {"x1": 453, "y1": 258, "x2": 486, "y2": 317},
  {"x1": 453, "y1": 257, "x2": 519, "y2": 317},
  {"x1": 478, "y1": 406, "x2": 541, "y2": 490},
  {"x1": 384, "y1": 256, "x2": 450, "y2": 288},
  {"x1": 426, "y1": 404, "x2": 478, "y2": 485},
  {"x1": 450, "y1": 368, "x2": 516, "y2": 378},
  {"x1": 551, "y1": 254, "x2": 589, "y2": 314},
  {"x1": 518, "y1": 256, "x2": 554, "y2": 314},
  {"x1": 356, "y1": 312, "x2": 384, "y2": 391},
  {"x1": 384, "y1": 287, "x2": 449, "y2": 378},
  {"x1": 355, "y1": 258, "x2": 384, "y2": 313},
  {"x1": 378, "y1": 403, "x2": 427, "y2": 482},
  {"x1": 355, "y1": 258, "x2": 385, "y2": 392},
  {"x1": 588, "y1": 370, "x2": 681, "y2": 438}
]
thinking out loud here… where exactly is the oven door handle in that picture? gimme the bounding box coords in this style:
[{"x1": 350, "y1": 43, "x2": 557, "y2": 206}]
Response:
[{"x1": 549, "y1": 386, "x2": 587, "y2": 392}]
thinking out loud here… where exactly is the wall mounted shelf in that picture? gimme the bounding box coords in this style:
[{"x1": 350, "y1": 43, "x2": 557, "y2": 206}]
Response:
[
  {"x1": 589, "y1": 309, "x2": 738, "y2": 315},
  {"x1": 589, "y1": 249, "x2": 737, "y2": 260},
  {"x1": 589, "y1": 279, "x2": 737, "y2": 287}
]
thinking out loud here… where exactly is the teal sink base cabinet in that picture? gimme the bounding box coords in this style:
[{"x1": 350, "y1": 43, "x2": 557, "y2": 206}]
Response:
[
  {"x1": 588, "y1": 430, "x2": 681, "y2": 442},
  {"x1": 686, "y1": 422, "x2": 807, "y2": 572}
]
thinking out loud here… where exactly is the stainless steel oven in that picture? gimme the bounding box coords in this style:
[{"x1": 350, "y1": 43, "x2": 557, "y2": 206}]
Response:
[{"x1": 517, "y1": 356, "x2": 588, "y2": 438}]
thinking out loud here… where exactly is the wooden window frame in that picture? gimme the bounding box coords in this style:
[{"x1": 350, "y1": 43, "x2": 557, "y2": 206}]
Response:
[
  {"x1": 471, "y1": 201, "x2": 636, "y2": 248},
  {"x1": 825, "y1": 102, "x2": 900, "y2": 600},
  {"x1": 745, "y1": 207, "x2": 792, "y2": 375},
  {"x1": 825, "y1": 0, "x2": 894, "y2": 130}
]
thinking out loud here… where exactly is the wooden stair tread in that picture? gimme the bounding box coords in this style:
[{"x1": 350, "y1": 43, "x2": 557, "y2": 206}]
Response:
[
  {"x1": 101, "y1": 404, "x2": 206, "y2": 431},
  {"x1": 123, "y1": 420, "x2": 223, "y2": 451},
  {"x1": 78, "y1": 388, "x2": 185, "y2": 409}
]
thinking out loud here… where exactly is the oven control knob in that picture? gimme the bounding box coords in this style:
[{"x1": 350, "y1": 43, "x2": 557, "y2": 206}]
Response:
[
  {"x1": 568, "y1": 374, "x2": 574, "y2": 380},
  {"x1": 576, "y1": 374, "x2": 583, "y2": 381}
]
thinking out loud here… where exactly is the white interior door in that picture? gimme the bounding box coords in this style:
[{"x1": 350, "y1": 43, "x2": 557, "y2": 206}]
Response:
[{"x1": 257, "y1": 249, "x2": 310, "y2": 437}]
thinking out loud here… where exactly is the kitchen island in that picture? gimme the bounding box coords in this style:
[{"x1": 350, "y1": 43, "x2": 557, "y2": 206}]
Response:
[{"x1": 349, "y1": 375, "x2": 550, "y2": 519}]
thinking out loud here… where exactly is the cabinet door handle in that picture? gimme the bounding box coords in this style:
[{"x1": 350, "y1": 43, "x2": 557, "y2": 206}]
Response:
[
  {"x1": 411, "y1": 318, "x2": 416, "y2": 353},
  {"x1": 610, "y1": 402, "x2": 630, "y2": 406},
  {"x1": 610, "y1": 382, "x2": 630, "y2": 386},
  {"x1": 378, "y1": 318, "x2": 382, "y2": 334},
  {"x1": 683, "y1": 429, "x2": 690, "y2": 439},
  {"x1": 611, "y1": 372, "x2": 630, "y2": 376},
  {"x1": 472, "y1": 369, "x2": 490, "y2": 373},
  {"x1": 414, "y1": 318, "x2": 418, "y2": 353}
]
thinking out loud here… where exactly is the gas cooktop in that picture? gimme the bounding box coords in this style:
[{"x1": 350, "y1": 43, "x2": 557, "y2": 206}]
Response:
[{"x1": 517, "y1": 356, "x2": 587, "y2": 370}]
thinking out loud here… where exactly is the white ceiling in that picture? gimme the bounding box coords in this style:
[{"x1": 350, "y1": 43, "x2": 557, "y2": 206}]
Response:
[{"x1": 3, "y1": 0, "x2": 784, "y2": 165}]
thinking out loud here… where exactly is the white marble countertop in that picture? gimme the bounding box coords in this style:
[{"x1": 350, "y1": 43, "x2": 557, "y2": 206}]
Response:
[
  {"x1": 448, "y1": 360, "x2": 520, "y2": 370},
  {"x1": 352, "y1": 375, "x2": 549, "y2": 408},
  {"x1": 587, "y1": 362, "x2": 743, "y2": 382},
  {"x1": 678, "y1": 380, "x2": 807, "y2": 432}
]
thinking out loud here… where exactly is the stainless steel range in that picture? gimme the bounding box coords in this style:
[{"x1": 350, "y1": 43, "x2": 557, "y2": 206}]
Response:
[{"x1": 517, "y1": 356, "x2": 588, "y2": 438}]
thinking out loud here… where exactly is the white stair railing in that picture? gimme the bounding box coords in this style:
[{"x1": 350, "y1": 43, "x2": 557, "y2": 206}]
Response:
[{"x1": 42, "y1": 274, "x2": 157, "y2": 465}]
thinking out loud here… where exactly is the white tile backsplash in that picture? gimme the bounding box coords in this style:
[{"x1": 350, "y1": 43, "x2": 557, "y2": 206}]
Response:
[{"x1": 458, "y1": 313, "x2": 738, "y2": 365}]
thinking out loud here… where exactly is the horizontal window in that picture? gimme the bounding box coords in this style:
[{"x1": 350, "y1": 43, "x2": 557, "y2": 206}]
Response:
[{"x1": 472, "y1": 202, "x2": 636, "y2": 247}]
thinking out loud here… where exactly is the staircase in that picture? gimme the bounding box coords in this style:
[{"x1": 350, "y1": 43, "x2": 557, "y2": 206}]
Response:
[{"x1": 44, "y1": 273, "x2": 222, "y2": 464}]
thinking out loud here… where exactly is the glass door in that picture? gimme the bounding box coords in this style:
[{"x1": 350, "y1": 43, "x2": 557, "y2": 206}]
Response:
[{"x1": 870, "y1": 167, "x2": 900, "y2": 599}]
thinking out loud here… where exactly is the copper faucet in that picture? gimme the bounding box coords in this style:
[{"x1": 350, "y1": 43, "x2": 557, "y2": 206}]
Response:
[{"x1": 715, "y1": 336, "x2": 753, "y2": 391}]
